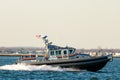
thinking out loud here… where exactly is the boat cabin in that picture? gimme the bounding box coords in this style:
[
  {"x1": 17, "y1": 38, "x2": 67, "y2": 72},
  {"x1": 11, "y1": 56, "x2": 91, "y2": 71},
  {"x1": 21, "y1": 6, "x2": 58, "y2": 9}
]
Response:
[{"x1": 48, "y1": 47, "x2": 76, "y2": 60}]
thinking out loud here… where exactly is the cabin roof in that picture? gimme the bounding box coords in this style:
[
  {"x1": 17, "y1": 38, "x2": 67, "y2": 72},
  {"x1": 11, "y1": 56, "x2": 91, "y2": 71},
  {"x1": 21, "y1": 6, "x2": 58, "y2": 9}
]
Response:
[{"x1": 48, "y1": 45, "x2": 75, "y2": 50}]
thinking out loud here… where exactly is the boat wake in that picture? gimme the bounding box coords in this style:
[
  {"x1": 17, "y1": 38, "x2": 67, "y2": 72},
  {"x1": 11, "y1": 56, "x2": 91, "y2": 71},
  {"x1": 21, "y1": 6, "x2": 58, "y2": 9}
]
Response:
[{"x1": 0, "y1": 64, "x2": 80, "y2": 71}]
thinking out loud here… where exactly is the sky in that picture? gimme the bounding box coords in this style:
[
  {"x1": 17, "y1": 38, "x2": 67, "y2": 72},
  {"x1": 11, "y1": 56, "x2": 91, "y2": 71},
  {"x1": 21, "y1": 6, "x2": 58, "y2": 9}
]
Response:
[{"x1": 0, "y1": 0, "x2": 120, "y2": 49}]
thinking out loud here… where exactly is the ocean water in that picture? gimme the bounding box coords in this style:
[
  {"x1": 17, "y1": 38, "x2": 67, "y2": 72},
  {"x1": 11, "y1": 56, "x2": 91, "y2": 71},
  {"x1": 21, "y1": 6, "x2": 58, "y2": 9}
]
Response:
[{"x1": 0, "y1": 56, "x2": 120, "y2": 80}]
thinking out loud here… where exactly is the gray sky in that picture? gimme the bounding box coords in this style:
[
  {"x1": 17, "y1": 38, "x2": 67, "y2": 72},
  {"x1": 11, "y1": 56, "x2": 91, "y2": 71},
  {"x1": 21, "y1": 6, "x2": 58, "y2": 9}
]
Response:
[{"x1": 0, "y1": 0, "x2": 120, "y2": 48}]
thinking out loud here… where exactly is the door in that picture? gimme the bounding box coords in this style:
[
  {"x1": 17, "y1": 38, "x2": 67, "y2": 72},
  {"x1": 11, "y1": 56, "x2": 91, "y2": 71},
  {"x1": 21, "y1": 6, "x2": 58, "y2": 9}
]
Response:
[{"x1": 62, "y1": 50, "x2": 69, "y2": 59}]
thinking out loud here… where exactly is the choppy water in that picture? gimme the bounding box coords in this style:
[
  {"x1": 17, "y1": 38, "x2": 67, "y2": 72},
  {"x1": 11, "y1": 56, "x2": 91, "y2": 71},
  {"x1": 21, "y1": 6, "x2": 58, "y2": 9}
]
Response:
[{"x1": 0, "y1": 56, "x2": 120, "y2": 80}]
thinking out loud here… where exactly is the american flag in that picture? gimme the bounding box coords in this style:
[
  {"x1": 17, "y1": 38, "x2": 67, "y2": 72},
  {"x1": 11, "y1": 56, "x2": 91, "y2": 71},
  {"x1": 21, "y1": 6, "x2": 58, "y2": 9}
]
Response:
[{"x1": 36, "y1": 35, "x2": 41, "y2": 38}]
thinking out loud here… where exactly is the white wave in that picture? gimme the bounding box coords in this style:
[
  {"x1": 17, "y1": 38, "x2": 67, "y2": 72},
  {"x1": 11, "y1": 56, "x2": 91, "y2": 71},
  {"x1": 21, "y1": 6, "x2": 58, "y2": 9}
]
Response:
[
  {"x1": 0, "y1": 64, "x2": 63, "y2": 71},
  {"x1": 62, "y1": 68, "x2": 81, "y2": 71},
  {"x1": 0, "y1": 64, "x2": 81, "y2": 71}
]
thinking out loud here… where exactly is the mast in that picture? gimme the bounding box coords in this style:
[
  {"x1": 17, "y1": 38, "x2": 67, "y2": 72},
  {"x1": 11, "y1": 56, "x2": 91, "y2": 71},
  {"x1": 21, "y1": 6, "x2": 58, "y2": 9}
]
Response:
[
  {"x1": 42, "y1": 35, "x2": 49, "y2": 54},
  {"x1": 41, "y1": 35, "x2": 52, "y2": 60}
]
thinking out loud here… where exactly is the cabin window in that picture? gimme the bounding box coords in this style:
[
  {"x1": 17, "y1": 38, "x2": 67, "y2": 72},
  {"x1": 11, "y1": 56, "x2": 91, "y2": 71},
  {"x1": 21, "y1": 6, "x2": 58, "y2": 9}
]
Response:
[
  {"x1": 24, "y1": 56, "x2": 29, "y2": 58},
  {"x1": 63, "y1": 50, "x2": 67, "y2": 55},
  {"x1": 50, "y1": 51, "x2": 54, "y2": 55},
  {"x1": 58, "y1": 50, "x2": 61, "y2": 55},
  {"x1": 69, "y1": 50, "x2": 73, "y2": 54},
  {"x1": 56, "y1": 51, "x2": 59, "y2": 55},
  {"x1": 31, "y1": 55, "x2": 35, "y2": 58}
]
